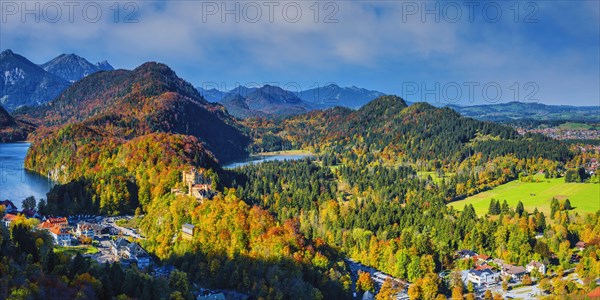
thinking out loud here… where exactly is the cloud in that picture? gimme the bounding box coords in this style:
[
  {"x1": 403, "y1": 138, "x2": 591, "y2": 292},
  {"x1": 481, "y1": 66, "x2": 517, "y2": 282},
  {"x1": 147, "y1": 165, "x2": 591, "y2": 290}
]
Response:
[{"x1": 1, "y1": 0, "x2": 598, "y2": 105}]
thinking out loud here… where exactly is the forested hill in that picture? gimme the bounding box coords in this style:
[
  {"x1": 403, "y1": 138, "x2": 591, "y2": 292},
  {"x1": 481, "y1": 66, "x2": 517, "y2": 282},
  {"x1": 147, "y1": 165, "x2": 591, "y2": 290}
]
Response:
[
  {"x1": 257, "y1": 95, "x2": 571, "y2": 163},
  {"x1": 17, "y1": 62, "x2": 250, "y2": 163},
  {"x1": 0, "y1": 105, "x2": 35, "y2": 142},
  {"x1": 19, "y1": 62, "x2": 250, "y2": 215}
]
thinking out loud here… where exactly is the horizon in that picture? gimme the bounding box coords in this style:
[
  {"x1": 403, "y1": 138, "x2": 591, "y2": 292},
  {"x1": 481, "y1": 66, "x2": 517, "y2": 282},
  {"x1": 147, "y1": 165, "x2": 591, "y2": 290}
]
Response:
[
  {"x1": 1, "y1": 1, "x2": 599, "y2": 106},
  {"x1": 3, "y1": 47, "x2": 599, "y2": 109}
]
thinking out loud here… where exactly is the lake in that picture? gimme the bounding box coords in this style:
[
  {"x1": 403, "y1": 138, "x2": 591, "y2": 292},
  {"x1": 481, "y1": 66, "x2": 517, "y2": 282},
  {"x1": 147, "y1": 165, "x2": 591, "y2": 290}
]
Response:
[
  {"x1": 223, "y1": 152, "x2": 314, "y2": 169},
  {"x1": 0, "y1": 143, "x2": 54, "y2": 210}
]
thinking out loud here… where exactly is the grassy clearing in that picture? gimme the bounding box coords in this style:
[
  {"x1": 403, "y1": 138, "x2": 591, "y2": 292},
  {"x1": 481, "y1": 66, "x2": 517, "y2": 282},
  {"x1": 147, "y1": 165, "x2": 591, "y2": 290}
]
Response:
[
  {"x1": 417, "y1": 171, "x2": 455, "y2": 184},
  {"x1": 448, "y1": 177, "x2": 600, "y2": 216},
  {"x1": 54, "y1": 245, "x2": 99, "y2": 256},
  {"x1": 557, "y1": 122, "x2": 596, "y2": 130}
]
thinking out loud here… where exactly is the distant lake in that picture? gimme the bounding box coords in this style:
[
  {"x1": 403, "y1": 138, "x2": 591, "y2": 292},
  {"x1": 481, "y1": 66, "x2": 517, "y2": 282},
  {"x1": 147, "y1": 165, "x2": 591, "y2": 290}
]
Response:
[
  {"x1": 0, "y1": 143, "x2": 54, "y2": 210},
  {"x1": 223, "y1": 151, "x2": 314, "y2": 169}
]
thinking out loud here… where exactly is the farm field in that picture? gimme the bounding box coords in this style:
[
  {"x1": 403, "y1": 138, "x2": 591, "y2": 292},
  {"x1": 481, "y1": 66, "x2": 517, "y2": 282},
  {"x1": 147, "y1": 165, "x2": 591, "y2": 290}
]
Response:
[{"x1": 449, "y1": 177, "x2": 600, "y2": 216}]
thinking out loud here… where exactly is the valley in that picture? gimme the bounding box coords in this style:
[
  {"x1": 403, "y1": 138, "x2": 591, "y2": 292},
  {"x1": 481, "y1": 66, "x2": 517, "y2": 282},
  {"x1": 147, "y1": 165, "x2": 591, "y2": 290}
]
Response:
[{"x1": 0, "y1": 53, "x2": 598, "y2": 300}]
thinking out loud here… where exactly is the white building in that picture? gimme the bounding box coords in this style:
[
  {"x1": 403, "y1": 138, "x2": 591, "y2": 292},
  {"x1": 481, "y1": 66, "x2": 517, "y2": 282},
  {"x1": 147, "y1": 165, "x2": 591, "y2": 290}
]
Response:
[
  {"x1": 49, "y1": 226, "x2": 72, "y2": 246},
  {"x1": 526, "y1": 261, "x2": 546, "y2": 275},
  {"x1": 467, "y1": 269, "x2": 500, "y2": 286},
  {"x1": 75, "y1": 222, "x2": 95, "y2": 238}
]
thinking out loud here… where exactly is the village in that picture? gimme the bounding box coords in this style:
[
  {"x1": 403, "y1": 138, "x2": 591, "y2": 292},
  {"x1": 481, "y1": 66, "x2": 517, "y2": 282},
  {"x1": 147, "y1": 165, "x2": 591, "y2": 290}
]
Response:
[
  {"x1": 347, "y1": 243, "x2": 600, "y2": 300},
  {"x1": 0, "y1": 169, "x2": 217, "y2": 269},
  {"x1": 0, "y1": 169, "x2": 245, "y2": 300},
  {"x1": 2, "y1": 168, "x2": 598, "y2": 299}
]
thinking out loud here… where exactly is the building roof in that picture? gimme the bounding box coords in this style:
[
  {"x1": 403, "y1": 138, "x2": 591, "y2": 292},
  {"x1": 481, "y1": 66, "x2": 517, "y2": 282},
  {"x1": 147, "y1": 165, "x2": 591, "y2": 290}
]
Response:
[
  {"x1": 458, "y1": 249, "x2": 477, "y2": 257},
  {"x1": 112, "y1": 237, "x2": 131, "y2": 249},
  {"x1": 469, "y1": 269, "x2": 496, "y2": 277},
  {"x1": 48, "y1": 217, "x2": 68, "y2": 225},
  {"x1": 0, "y1": 200, "x2": 17, "y2": 210},
  {"x1": 527, "y1": 261, "x2": 544, "y2": 268},
  {"x1": 475, "y1": 264, "x2": 494, "y2": 271},
  {"x1": 474, "y1": 254, "x2": 490, "y2": 261},
  {"x1": 503, "y1": 265, "x2": 527, "y2": 275},
  {"x1": 588, "y1": 286, "x2": 600, "y2": 298},
  {"x1": 183, "y1": 223, "x2": 195, "y2": 229},
  {"x1": 77, "y1": 222, "x2": 93, "y2": 231},
  {"x1": 3, "y1": 213, "x2": 18, "y2": 222},
  {"x1": 49, "y1": 225, "x2": 70, "y2": 235},
  {"x1": 20, "y1": 209, "x2": 38, "y2": 217}
]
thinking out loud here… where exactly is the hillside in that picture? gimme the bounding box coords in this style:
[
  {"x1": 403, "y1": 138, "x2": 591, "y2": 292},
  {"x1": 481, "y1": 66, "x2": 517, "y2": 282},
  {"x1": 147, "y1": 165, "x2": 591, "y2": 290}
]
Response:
[
  {"x1": 20, "y1": 62, "x2": 251, "y2": 215},
  {"x1": 0, "y1": 49, "x2": 70, "y2": 111},
  {"x1": 268, "y1": 95, "x2": 571, "y2": 163},
  {"x1": 19, "y1": 62, "x2": 250, "y2": 163},
  {"x1": 0, "y1": 104, "x2": 35, "y2": 142}
]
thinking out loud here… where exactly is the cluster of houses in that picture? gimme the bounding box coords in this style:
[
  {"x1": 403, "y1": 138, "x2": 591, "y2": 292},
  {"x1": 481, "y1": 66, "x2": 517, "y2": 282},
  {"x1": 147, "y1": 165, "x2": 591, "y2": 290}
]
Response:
[
  {"x1": 2, "y1": 199, "x2": 154, "y2": 269},
  {"x1": 172, "y1": 168, "x2": 215, "y2": 200},
  {"x1": 457, "y1": 250, "x2": 547, "y2": 288}
]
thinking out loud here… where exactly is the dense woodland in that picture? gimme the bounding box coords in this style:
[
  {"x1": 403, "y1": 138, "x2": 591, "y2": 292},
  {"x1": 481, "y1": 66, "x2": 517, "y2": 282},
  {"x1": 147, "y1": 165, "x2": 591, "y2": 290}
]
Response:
[{"x1": 1, "y1": 65, "x2": 599, "y2": 299}]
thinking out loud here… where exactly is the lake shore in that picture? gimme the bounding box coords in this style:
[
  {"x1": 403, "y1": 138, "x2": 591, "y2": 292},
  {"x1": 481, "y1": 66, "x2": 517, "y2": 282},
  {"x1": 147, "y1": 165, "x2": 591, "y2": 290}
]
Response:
[{"x1": 249, "y1": 150, "x2": 314, "y2": 157}]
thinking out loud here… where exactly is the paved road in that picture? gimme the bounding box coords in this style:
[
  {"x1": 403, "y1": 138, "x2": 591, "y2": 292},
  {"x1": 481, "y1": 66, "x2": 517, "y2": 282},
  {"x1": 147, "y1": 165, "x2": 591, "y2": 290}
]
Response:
[{"x1": 107, "y1": 218, "x2": 144, "y2": 239}]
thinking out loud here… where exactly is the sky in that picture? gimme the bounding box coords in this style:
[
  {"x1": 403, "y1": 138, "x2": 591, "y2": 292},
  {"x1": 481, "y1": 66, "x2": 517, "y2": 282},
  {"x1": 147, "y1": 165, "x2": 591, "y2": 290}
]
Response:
[{"x1": 1, "y1": 0, "x2": 599, "y2": 106}]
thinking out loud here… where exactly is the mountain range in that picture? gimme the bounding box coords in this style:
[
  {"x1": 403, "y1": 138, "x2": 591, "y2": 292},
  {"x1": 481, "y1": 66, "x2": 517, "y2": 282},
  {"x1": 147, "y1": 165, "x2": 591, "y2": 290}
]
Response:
[
  {"x1": 0, "y1": 49, "x2": 113, "y2": 111},
  {"x1": 196, "y1": 84, "x2": 385, "y2": 118},
  {"x1": 41, "y1": 53, "x2": 113, "y2": 82},
  {"x1": 448, "y1": 102, "x2": 600, "y2": 123}
]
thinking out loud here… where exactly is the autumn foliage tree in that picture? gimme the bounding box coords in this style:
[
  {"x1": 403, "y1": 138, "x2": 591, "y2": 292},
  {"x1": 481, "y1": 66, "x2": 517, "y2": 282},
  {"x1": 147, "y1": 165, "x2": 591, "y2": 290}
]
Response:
[{"x1": 357, "y1": 270, "x2": 375, "y2": 293}]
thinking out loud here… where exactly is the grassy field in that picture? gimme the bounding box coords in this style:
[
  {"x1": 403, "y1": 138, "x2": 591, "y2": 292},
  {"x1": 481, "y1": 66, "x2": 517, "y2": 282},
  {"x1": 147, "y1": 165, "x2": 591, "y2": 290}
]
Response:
[
  {"x1": 448, "y1": 177, "x2": 600, "y2": 216},
  {"x1": 417, "y1": 171, "x2": 455, "y2": 184},
  {"x1": 54, "y1": 245, "x2": 99, "y2": 256},
  {"x1": 557, "y1": 122, "x2": 597, "y2": 130}
]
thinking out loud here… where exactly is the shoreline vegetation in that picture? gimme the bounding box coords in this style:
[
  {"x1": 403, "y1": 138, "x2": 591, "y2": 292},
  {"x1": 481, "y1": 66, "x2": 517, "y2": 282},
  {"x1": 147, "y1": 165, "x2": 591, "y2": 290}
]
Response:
[{"x1": 249, "y1": 149, "x2": 314, "y2": 157}]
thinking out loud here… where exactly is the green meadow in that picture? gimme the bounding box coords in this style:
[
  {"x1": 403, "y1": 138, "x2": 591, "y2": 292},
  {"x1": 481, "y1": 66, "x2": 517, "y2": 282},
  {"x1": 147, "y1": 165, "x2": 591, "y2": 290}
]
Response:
[
  {"x1": 53, "y1": 245, "x2": 99, "y2": 256},
  {"x1": 417, "y1": 171, "x2": 455, "y2": 184},
  {"x1": 449, "y1": 177, "x2": 600, "y2": 216}
]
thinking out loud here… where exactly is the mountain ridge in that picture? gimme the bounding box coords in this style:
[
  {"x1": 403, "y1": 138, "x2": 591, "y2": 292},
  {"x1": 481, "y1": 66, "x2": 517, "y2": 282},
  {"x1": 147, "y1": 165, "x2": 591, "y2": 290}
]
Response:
[
  {"x1": 20, "y1": 61, "x2": 250, "y2": 163},
  {"x1": 0, "y1": 49, "x2": 70, "y2": 111},
  {"x1": 41, "y1": 53, "x2": 114, "y2": 82}
]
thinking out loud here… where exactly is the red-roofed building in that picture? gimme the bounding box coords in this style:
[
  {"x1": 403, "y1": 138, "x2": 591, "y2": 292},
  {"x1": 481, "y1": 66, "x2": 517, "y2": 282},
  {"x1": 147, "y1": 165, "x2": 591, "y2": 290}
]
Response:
[
  {"x1": 37, "y1": 217, "x2": 67, "y2": 229},
  {"x1": 47, "y1": 217, "x2": 68, "y2": 226},
  {"x1": 49, "y1": 225, "x2": 71, "y2": 246},
  {"x1": 2, "y1": 213, "x2": 18, "y2": 227},
  {"x1": 474, "y1": 254, "x2": 491, "y2": 263},
  {"x1": 588, "y1": 286, "x2": 600, "y2": 298},
  {"x1": 475, "y1": 264, "x2": 494, "y2": 271}
]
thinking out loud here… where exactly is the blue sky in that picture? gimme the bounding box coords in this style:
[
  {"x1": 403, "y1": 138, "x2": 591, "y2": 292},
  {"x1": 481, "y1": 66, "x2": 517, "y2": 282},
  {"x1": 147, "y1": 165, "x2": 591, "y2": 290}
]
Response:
[{"x1": 1, "y1": 1, "x2": 599, "y2": 106}]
